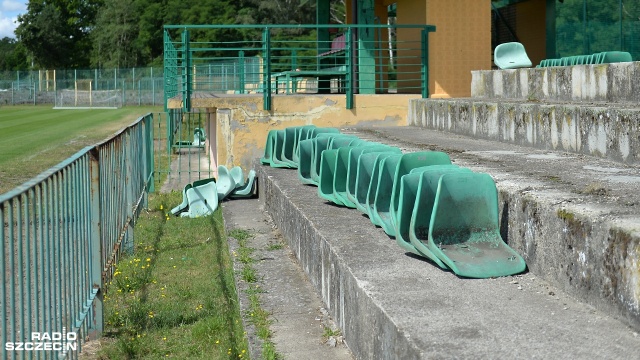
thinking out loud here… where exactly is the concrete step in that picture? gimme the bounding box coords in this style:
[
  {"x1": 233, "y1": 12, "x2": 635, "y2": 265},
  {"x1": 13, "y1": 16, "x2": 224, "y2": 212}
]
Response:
[
  {"x1": 471, "y1": 62, "x2": 640, "y2": 104},
  {"x1": 257, "y1": 126, "x2": 640, "y2": 359},
  {"x1": 408, "y1": 98, "x2": 640, "y2": 164}
]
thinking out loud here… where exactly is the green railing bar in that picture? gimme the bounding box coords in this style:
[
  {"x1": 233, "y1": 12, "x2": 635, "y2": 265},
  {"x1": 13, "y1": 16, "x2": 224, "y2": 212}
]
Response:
[
  {"x1": 263, "y1": 28, "x2": 272, "y2": 110},
  {"x1": 346, "y1": 27, "x2": 353, "y2": 109},
  {"x1": 165, "y1": 24, "x2": 435, "y2": 30}
]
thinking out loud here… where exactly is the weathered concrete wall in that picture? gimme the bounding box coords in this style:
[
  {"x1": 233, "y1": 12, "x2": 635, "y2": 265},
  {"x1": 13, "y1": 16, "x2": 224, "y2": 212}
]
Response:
[
  {"x1": 408, "y1": 99, "x2": 640, "y2": 164},
  {"x1": 471, "y1": 62, "x2": 640, "y2": 103},
  {"x1": 208, "y1": 94, "x2": 420, "y2": 173}
]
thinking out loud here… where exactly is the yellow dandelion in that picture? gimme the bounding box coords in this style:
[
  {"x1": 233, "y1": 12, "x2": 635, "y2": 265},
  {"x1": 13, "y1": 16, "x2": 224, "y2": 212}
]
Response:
[
  {"x1": 146, "y1": 258, "x2": 151, "y2": 262},
  {"x1": 163, "y1": 337, "x2": 167, "y2": 341},
  {"x1": 216, "y1": 340, "x2": 219, "y2": 344},
  {"x1": 160, "y1": 204, "x2": 163, "y2": 210}
]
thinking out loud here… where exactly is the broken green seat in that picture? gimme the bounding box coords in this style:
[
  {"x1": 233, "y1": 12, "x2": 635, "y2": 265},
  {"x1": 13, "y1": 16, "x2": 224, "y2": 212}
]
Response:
[
  {"x1": 599, "y1": 51, "x2": 633, "y2": 64},
  {"x1": 216, "y1": 165, "x2": 237, "y2": 200},
  {"x1": 426, "y1": 172, "x2": 526, "y2": 278},
  {"x1": 180, "y1": 181, "x2": 219, "y2": 218},
  {"x1": 170, "y1": 177, "x2": 217, "y2": 216},
  {"x1": 230, "y1": 169, "x2": 257, "y2": 198}
]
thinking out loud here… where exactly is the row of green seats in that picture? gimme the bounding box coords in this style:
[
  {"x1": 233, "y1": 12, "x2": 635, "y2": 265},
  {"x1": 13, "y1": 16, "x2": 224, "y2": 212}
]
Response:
[
  {"x1": 170, "y1": 165, "x2": 256, "y2": 218},
  {"x1": 537, "y1": 51, "x2": 632, "y2": 68},
  {"x1": 261, "y1": 126, "x2": 526, "y2": 278}
]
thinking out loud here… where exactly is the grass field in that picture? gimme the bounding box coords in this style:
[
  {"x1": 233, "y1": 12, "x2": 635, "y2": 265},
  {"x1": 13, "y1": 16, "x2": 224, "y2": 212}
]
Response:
[{"x1": 0, "y1": 105, "x2": 163, "y2": 194}]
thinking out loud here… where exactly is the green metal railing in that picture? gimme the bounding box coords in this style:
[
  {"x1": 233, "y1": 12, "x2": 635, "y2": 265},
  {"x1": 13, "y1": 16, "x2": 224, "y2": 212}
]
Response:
[
  {"x1": 1, "y1": 114, "x2": 154, "y2": 359},
  {"x1": 163, "y1": 24, "x2": 436, "y2": 111}
]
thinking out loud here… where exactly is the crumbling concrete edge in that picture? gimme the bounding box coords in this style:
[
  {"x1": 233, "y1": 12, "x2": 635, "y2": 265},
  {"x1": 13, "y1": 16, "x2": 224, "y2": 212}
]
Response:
[{"x1": 496, "y1": 182, "x2": 640, "y2": 331}]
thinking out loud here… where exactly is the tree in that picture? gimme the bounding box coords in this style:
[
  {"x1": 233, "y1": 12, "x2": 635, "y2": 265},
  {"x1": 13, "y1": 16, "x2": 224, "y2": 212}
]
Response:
[
  {"x1": 91, "y1": 0, "x2": 140, "y2": 68},
  {"x1": 15, "y1": 0, "x2": 103, "y2": 69},
  {"x1": 0, "y1": 37, "x2": 29, "y2": 71}
]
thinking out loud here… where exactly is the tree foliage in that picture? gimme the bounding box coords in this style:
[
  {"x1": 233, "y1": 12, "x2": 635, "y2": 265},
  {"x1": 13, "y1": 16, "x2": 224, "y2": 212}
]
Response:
[
  {"x1": 9, "y1": 0, "x2": 347, "y2": 69},
  {"x1": 0, "y1": 37, "x2": 29, "y2": 71}
]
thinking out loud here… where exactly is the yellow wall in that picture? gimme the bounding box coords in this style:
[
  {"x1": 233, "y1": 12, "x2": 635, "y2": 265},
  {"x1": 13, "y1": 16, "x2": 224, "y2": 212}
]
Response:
[
  {"x1": 426, "y1": 0, "x2": 491, "y2": 98},
  {"x1": 182, "y1": 94, "x2": 421, "y2": 172},
  {"x1": 387, "y1": 0, "x2": 492, "y2": 98},
  {"x1": 515, "y1": 0, "x2": 546, "y2": 67}
]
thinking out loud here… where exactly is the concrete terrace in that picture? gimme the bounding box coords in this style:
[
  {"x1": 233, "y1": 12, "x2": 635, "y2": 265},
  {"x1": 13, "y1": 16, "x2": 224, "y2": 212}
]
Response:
[{"x1": 252, "y1": 61, "x2": 640, "y2": 358}]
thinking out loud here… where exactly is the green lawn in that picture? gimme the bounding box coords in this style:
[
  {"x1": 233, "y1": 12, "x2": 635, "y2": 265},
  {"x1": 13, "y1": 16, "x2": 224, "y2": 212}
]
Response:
[{"x1": 0, "y1": 105, "x2": 163, "y2": 194}]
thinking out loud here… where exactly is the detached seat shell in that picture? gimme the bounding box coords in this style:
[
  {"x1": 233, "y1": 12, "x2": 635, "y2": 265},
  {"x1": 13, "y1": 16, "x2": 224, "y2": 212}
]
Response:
[{"x1": 494, "y1": 42, "x2": 532, "y2": 69}]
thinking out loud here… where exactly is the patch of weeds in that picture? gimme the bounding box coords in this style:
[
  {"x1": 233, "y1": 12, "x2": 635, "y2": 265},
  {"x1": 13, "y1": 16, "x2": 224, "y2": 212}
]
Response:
[
  {"x1": 231, "y1": 228, "x2": 281, "y2": 360},
  {"x1": 266, "y1": 242, "x2": 284, "y2": 251},
  {"x1": 322, "y1": 326, "x2": 342, "y2": 339},
  {"x1": 557, "y1": 208, "x2": 575, "y2": 222},
  {"x1": 581, "y1": 182, "x2": 608, "y2": 196}
]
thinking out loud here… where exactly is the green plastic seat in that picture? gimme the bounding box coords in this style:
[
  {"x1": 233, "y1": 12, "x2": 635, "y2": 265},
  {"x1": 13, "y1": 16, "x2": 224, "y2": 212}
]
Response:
[
  {"x1": 601, "y1": 51, "x2": 633, "y2": 64},
  {"x1": 355, "y1": 152, "x2": 400, "y2": 216},
  {"x1": 374, "y1": 152, "x2": 451, "y2": 237},
  {"x1": 394, "y1": 165, "x2": 465, "y2": 257},
  {"x1": 271, "y1": 130, "x2": 295, "y2": 168},
  {"x1": 345, "y1": 145, "x2": 401, "y2": 208},
  {"x1": 216, "y1": 165, "x2": 237, "y2": 200},
  {"x1": 333, "y1": 143, "x2": 394, "y2": 208},
  {"x1": 370, "y1": 154, "x2": 403, "y2": 229},
  {"x1": 260, "y1": 130, "x2": 278, "y2": 165},
  {"x1": 426, "y1": 172, "x2": 526, "y2": 278},
  {"x1": 170, "y1": 183, "x2": 193, "y2": 215},
  {"x1": 230, "y1": 166, "x2": 244, "y2": 189},
  {"x1": 493, "y1": 42, "x2": 532, "y2": 69},
  {"x1": 309, "y1": 133, "x2": 342, "y2": 185},
  {"x1": 408, "y1": 167, "x2": 474, "y2": 268},
  {"x1": 230, "y1": 169, "x2": 257, "y2": 198},
  {"x1": 170, "y1": 177, "x2": 217, "y2": 216},
  {"x1": 180, "y1": 181, "x2": 219, "y2": 218},
  {"x1": 292, "y1": 125, "x2": 317, "y2": 165},
  {"x1": 298, "y1": 138, "x2": 316, "y2": 184},
  {"x1": 280, "y1": 127, "x2": 302, "y2": 167},
  {"x1": 317, "y1": 136, "x2": 362, "y2": 205}
]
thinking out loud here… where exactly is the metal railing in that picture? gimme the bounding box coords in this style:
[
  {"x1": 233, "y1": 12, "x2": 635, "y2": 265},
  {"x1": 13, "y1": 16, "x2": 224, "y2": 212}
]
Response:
[
  {"x1": 1, "y1": 114, "x2": 154, "y2": 359},
  {"x1": 163, "y1": 23, "x2": 436, "y2": 111}
]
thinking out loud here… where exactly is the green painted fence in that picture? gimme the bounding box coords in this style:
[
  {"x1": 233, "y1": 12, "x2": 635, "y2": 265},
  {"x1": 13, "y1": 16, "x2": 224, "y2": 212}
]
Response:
[
  {"x1": 163, "y1": 23, "x2": 436, "y2": 111},
  {"x1": 1, "y1": 113, "x2": 154, "y2": 359}
]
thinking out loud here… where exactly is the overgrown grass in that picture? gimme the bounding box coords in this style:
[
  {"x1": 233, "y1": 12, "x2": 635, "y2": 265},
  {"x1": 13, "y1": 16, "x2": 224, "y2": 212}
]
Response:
[
  {"x1": 0, "y1": 105, "x2": 162, "y2": 193},
  {"x1": 98, "y1": 192, "x2": 248, "y2": 359},
  {"x1": 228, "y1": 229, "x2": 281, "y2": 360}
]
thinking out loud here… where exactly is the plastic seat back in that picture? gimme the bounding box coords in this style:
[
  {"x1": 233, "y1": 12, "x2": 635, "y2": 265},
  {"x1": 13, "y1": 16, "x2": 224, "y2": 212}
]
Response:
[{"x1": 494, "y1": 42, "x2": 532, "y2": 69}]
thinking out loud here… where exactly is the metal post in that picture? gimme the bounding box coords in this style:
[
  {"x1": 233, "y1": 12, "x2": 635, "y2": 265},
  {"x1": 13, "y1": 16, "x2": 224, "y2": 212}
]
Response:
[
  {"x1": 421, "y1": 28, "x2": 429, "y2": 99},
  {"x1": 88, "y1": 150, "x2": 103, "y2": 339},
  {"x1": 346, "y1": 27, "x2": 354, "y2": 109},
  {"x1": 262, "y1": 28, "x2": 272, "y2": 110},
  {"x1": 239, "y1": 50, "x2": 246, "y2": 94}
]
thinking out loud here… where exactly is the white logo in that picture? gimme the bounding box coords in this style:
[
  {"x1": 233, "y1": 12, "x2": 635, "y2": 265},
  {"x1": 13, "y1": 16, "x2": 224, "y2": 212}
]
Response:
[{"x1": 5, "y1": 328, "x2": 77, "y2": 352}]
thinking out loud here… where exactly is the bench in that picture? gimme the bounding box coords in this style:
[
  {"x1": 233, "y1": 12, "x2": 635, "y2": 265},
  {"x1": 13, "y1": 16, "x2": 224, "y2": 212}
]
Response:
[{"x1": 271, "y1": 34, "x2": 349, "y2": 94}]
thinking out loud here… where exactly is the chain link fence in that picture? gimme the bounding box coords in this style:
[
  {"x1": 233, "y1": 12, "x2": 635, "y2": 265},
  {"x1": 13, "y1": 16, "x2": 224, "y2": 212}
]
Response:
[{"x1": 0, "y1": 68, "x2": 165, "y2": 107}]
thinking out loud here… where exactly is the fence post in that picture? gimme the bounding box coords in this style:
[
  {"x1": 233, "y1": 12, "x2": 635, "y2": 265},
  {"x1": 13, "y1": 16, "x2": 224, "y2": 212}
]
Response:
[
  {"x1": 88, "y1": 149, "x2": 104, "y2": 340},
  {"x1": 239, "y1": 50, "x2": 245, "y2": 94},
  {"x1": 181, "y1": 29, "x2": 192, "y2": 112},
  {"x1": 262, "y1": 27, "x2": 271, "y2": 110},
  {"x1": 124, "y1": 131, "x2": 134, "y2": 254},
  {"x1": 421, "y1": 28, "x2": 429, "y2": 99},
  {"x1": 346, "y1": 27, "x2": 354, "y2": 109}
]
